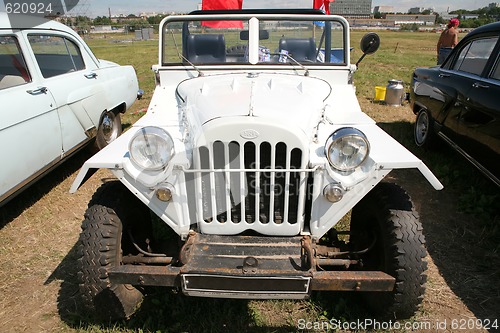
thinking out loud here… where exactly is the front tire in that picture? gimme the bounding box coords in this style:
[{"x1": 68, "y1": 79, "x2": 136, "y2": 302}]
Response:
[
  {"x1": 414, "y1": 109, "x2": 434, "y2": 148},
  {"x1": 77, "y1": 181, "x2": 148, "y2": 320},
  {"x1": 350, "y1": 182, "x2": 427, "y2": 319}
]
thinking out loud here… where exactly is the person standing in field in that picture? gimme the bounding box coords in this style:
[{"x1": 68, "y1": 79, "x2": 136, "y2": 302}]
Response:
[{"x1": 437, "y1": 18, "x2": 460, "y2": 65}]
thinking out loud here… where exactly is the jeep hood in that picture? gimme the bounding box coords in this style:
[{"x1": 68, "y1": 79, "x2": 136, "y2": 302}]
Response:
[{"x1": 176, "y1": 73, "x2": 331, "y2": 133}]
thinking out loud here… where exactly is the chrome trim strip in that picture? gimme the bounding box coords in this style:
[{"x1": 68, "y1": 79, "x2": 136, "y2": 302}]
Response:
[
  {"x1": 182, "y1": 274, "x2": 311, "y2": 297},
  {"x1": 438, "y1": 132, "x2": 500, "y2": 186}
]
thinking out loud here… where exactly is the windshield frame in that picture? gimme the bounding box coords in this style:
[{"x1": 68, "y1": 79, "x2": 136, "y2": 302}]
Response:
[{"x1": 159, "y1": 11, "x2": 350, "y2": 68}]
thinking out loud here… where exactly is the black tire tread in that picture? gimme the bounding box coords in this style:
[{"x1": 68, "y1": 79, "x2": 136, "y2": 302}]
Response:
[
  {"x1": 352, "y1": 181, "x2": 427, "y2": 319},
  {"x1": 77, "y1": 181, "x2": 144, "y2": 320}
]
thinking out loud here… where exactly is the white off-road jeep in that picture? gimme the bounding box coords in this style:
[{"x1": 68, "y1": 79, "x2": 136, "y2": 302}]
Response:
[{"x1": 71, "y1": 9, "x2": 443, "y2": 320}]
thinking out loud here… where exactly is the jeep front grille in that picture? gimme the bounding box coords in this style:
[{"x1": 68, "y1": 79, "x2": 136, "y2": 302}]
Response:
[{"x1": 185, "y1": 140, "x2": 310, "y2": 236}]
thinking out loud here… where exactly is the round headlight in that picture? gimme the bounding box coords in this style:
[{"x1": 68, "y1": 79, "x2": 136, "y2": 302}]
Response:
[
  {"x1": 129, "y1": 127, "x2": 175, "y2": 170},
  {"x1": 325, "y1": 128, "x2": 370, "y2": 172}
]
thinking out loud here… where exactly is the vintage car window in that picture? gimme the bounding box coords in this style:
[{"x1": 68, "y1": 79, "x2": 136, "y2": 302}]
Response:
[
  {"x1": 452, "y1": 37, "x2": 498, "y2": 76},
  {"x1": 28, "y1": 35, "x2": 85, "y2": 78},
  {"x1": 162, "y1": 17, "x2": 346, "y2": 65},
  {"x1": 490, "y1": 54, "x2": 500, "y2": 80},
  {"x1": 0, "y1": 36, "x2": 31, "y2": 90}
]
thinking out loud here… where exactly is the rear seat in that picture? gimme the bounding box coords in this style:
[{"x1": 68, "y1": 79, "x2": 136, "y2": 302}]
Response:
[{"x1": 0, "y1": 74, "x2": 26, "y2": 89}]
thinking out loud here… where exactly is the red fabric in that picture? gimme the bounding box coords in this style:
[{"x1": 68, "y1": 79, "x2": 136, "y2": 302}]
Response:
[
  {"x1": 11, "y1": 55, "x2": 30, "y2": 82},
  {"x1": 202, "y1": 0, "x2": 243, "y2": 28},
  {"x1": 313, "y1": 0, "x2": 333, "y2": 15}
]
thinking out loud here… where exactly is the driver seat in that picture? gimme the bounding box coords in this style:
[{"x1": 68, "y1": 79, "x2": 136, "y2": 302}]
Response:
[{"x1": 278, "y1": 38, "x2": 316, "y2": 62}]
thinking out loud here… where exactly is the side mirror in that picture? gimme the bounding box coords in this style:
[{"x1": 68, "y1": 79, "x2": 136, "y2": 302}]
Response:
[{"x1": 356, "y1": 32, "x2": 380, "y2": 66}]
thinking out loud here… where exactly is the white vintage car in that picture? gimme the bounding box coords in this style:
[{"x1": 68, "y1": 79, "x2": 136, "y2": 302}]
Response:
[
  {"x1": 0, "y1": 13, "x2": 140, "y2": 206},
  {"x1": 71, "y1": 9, "x2": 443, "y2": 320}
]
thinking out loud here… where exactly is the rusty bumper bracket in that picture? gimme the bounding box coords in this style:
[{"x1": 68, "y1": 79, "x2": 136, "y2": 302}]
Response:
[
  {"x1": 310, "y1": 270, "x2": 395, "y2": 292},
  {"x1": 109, "y1": 265, "x2": 182, "y2": 287},
  {"x1": 108, "y1": 233, "x2": 395, "y2": 295},
  {"x1": 108, "y1": 265, "x2": 395, "y2": 293}
]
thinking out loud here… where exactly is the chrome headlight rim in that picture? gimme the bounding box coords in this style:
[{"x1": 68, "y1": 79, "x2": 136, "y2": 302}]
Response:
[
  {"x1": 129, "y1": 126, "x2": 175, "y2": 171},
  {"x1": 325, "y1": 127, "x2": 370, "y2": 172}
]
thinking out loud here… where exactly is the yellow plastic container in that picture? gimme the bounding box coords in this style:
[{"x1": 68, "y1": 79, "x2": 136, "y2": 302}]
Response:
[{"x1": 374, "y1": 86, "x2": 386, "y2": 102}]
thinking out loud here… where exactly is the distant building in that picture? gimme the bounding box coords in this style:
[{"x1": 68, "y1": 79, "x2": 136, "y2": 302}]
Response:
[
  {"x1": 408, "y1": 7, "x2": 424, "y2": 14},
  {"x1": 139, "y1": 12, "x2": 168, "y2": 19},
  {"x1": 386, "y1": 14, "x2": 436, "y2": 26},
  {"x1": 330, "y1": 0, "x2": 372, "y2": 18},
  {"x1": 489, "y1": 3, "x2": 500, "y2": 8},
  {"x1": 463, "y1": 14, "x2": 480, "y2": 19},
  {"x1": 373, "y1": 6, "x2": 393, "y2": 14},
  {"x1": 440, "y1": 13, "x2": 456, "y2": 21}
]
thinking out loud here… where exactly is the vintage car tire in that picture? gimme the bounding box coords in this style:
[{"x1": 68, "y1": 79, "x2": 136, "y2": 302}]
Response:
[
  {"x1": 77, "y1": 181, "x2": 148, "y2": 320},
  {"x1": 414, "y1": 109, "x2": 434, "y2": 147},
  {"x1": 95, "y1": 111, "x2": 122, "y2": 150},
  {"x1": 226, "y1": 44, "x2": 247, "y2": 55},
  {"x1": 350, "y1": 182, "x2": 427, "y2": 319}
]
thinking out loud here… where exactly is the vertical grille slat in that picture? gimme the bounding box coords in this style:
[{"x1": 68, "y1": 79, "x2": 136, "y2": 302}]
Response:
[
  {"x1": 283, "y1": 144, "x2": 292, "y2": 224},
  {"x1": 209, "y1": 143, "x2": 219, "y2": 222},
  {"x1": 238, "y1": 142, "x2": 246, "y2": 224},
  {"x1": 268, "y1": 143, "x2": 276, "y2": 224},
  {"x1": 288, "y1": 148, "x2": 303, "y2": 223},
  {"x1": 228, "y1": 141, "x2": 241, "y2": 223},
  {"x1": 254, "y1": 143, "x2": 261, "y2": 224},
  {"x1": 199, "y1": 146, "x2": 212, "y2": 222},
  {"x1": 192, "y1": 138, "x2": 308, "y2": 235},
  {"x1": 244, "y1": 142, "x2": 256, "y2": 224}
]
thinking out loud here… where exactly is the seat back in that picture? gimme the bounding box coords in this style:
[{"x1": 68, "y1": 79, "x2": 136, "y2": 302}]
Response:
[
  {"x1": 278, "y1": 38, "x2": 316, "y2": 62},
  {"x1": 186, "y1": 34, "x2": 226, "y2": 63}
]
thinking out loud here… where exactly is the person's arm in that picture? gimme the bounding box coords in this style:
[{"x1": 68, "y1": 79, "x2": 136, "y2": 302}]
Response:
[
  {"x1": 452, "y1": 31, "x2": 458, "y2": 47},
  {"x1": 437, "y1": 34, "x2": 443, "y2": 55}
]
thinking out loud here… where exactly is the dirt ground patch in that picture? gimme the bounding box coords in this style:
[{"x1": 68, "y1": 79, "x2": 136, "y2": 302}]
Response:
[{"x1": 0, "y1": 101, "x2": 499, "y2": 332}]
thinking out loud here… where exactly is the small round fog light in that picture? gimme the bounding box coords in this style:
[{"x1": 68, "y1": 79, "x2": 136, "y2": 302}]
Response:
[
  {"x1": 155, "y1": 187, "x2": 173, "y2": 202},
  {"x1": 323, "y1": 184, "x2": 345, "y2": 203}
]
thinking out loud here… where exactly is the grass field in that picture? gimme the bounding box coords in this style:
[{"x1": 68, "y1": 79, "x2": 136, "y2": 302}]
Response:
[{"x1": 0, "y1": 29, "x2": 498, "y2": 332}]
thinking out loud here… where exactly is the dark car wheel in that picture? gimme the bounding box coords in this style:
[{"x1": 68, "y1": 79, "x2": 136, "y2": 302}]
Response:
[
  {"x1": 95, "y1": 111, "x2": 122, "y2": 150},
  {"x1": 414, "y1": 109, "x2": 434, "y2": 147},
  {"x1": 350, "y1": 182, "x2": 427, "y2": 319},
  {"x1": 78, "y1": 181, "x2": 150, "y2": 320}
]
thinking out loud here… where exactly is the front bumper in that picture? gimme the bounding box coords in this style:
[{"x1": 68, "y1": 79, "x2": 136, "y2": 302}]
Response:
[{"x1": 109, "y1": 233, "x2": 395, "y2": 299}]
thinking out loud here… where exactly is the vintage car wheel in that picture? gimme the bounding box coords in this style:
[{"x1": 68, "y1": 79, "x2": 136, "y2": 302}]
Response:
[
  {"x1": 350, "y1": 182, "x2": 427, "y2": 319},
  {"x1": 414, "y1": 109, "x2": 434, "y2": 147},
  {"x1": 95, "y1": 111, "x2": 122, "y2": 150},
  {"x1": 77, "y1": 181, "x2": 149, "y2": 320}
]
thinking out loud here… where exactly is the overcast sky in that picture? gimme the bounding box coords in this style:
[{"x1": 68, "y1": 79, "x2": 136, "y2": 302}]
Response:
[{"x1": 0, "y1": 0, "x2": 494, "y2": 17}]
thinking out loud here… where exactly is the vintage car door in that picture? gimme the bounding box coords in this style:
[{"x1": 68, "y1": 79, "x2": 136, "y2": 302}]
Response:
[
  {"x1": 25, "y1": 32, "x2": 106, "y2": 155},
  {"x1": 0, "y1": 35, "x2": 60, "y2": 203},
  {"x1": 446, "y1": 36, "x2": 500, "y2": 184}
]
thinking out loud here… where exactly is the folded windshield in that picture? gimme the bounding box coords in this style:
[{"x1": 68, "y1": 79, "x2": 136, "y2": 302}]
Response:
[{"x1": 162, "y1": 15, "x2": 347, "y2": 66}]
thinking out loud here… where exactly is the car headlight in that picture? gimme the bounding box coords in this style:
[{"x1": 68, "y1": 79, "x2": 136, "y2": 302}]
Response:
[
  {"x1": 325, "y1": 127, "x2": 370, "y2": 172},
  {"x1": 129, "y1": 127, "x2": 175, "y2": 170}
]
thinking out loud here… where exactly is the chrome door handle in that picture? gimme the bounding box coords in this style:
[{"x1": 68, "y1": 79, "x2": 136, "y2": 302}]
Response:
[
  {"x1": 27, "y1": 87, "x2": 48, "y2": 95},
  {"x1": 472, "y1": 82, "x2": 489, "y2": 89},
  {"x1": 84, "y1": 72, "x2": 98, "y2": 79},
  {"x1": 438, "y1": 73, "x2": 450, "y2": 78}
]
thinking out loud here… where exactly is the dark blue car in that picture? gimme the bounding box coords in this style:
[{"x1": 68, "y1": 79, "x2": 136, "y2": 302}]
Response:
[{"x1": 410, "y1": 22, "x2": 500, "y2": 186}]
